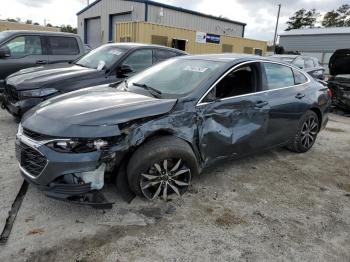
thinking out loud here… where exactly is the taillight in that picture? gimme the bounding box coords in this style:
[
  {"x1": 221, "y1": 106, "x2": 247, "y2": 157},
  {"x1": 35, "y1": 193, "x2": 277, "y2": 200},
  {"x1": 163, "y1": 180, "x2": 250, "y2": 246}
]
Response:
[{"x1": 327, "y1": 88, "x2": 333, "y2": 98}]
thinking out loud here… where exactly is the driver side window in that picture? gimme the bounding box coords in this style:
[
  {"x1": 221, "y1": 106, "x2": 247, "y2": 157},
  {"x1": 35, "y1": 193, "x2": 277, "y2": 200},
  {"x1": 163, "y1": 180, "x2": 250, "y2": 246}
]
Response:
[
  {"x1": 203, "y1": 63, "x2": 258, "y2": 102},
  {"x1": 3, "y1": 35, "x2": 42, "y2": 58},
  {"x1": 122, "y1": 49, "x2": 153, "y2": 73}
]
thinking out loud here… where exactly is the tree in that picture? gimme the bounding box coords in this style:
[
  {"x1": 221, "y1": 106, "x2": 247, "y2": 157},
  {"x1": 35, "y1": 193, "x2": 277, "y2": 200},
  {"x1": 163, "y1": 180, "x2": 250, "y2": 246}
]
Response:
[
  {"x1": 33, "y1": 22, "x2": 40, "y2": 26},
  {"x1": 60, "y1": 25, "x2": 77, "y2": 34},
  {"x1": 322, "y1": 4, "x2": 350, "y2": 27},
  {"x1": 46, "y1": 23, "x2": 53, "y2": 27},
  {"x1": 285, "y1": 8, "x2": 319, "y2": 31},
  {"x1": 25, "y1": 19, "x2": 32, "y2": 24},
  {"x1": 6, "y1": 18, "x2": 18, "y2": 23}
]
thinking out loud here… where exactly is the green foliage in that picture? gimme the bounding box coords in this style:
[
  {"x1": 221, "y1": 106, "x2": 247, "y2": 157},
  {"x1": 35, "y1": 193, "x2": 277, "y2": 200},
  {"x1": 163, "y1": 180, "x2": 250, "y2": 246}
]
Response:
[
  {"x1": 286, "y1": 8, "x2": 319, "y2": 31},
  {"x1": 322, "y1": 4, "x2": 350, "y2": 27},
  {"x1": 60, "y1": 25, "x2": 77, "y2": 34}
]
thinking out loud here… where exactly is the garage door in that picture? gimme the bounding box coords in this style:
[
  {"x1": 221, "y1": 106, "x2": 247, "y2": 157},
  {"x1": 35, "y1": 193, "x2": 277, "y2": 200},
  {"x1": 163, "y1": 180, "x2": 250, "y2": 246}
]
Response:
[
  {"x1": 110, "y1": 13, "x2": 132, "y2": 42},
  {"x1": 86, "y1": 17, "x2": 101, "y2": 49}
]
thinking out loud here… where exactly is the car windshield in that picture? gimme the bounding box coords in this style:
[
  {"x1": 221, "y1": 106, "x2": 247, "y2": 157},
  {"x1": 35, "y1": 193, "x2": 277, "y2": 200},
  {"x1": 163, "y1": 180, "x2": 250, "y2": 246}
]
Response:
[
  {"x1": 75, "y1": 45, "x2": 126, "y2": 70},
  {"x1": 0, "y1": 31, "x2": 12, "y2": 44},
  {"x1": 120, "y1": 58, "x2": 225, "y2": 98}
]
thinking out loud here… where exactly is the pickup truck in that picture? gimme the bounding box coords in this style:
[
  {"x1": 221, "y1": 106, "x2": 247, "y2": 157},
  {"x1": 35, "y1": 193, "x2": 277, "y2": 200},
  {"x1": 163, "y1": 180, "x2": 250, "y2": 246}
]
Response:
[{"x1": 0, "y1": 30, "x2": 86, "y2": 92}]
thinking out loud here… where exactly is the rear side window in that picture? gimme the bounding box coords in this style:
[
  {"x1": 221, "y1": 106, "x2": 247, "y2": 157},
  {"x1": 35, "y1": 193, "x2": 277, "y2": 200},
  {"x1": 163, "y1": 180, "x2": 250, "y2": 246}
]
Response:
[
  {"x1": 293, "y1": 69, "x2": 308, "y2": 85},
  {"x1": 264, "y1": 62, "x2": 295, "y2": 90},
  {"x1": 153, "y1": 49, "x2": 179, "y2": 63},
  {"x1": 48, "y1": 36, "x2": 79, "y2": 55},
  {"x1": 2, "y1": 35, "x2": 42, "y2": 58}
]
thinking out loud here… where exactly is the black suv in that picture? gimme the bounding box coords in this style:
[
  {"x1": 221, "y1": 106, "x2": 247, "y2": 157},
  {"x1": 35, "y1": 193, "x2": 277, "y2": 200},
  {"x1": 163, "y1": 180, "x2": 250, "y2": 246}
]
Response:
[
  {"x1": 2, "y1": 43, "x2": 186, "y2": 118},
  {"x1": 0, "y1": 30, "x2": 86, "y2": 92}
]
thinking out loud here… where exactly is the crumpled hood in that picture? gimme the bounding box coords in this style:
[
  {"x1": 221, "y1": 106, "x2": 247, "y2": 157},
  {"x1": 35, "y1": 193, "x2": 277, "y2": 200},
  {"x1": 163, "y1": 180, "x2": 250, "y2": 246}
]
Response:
[
  {"x1": 6, "y1": 63, "x2": 101, "y2": 91},
  {"x1": 21, "y1": 86, "x2": 177, "y2": 138}
]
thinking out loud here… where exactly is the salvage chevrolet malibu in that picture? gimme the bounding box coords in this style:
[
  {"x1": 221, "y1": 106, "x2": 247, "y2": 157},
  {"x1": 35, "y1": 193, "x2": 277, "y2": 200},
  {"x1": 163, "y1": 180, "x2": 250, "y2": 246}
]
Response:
[{"x1": 16, "y1": 54, "x2": 331, "y2": 208}]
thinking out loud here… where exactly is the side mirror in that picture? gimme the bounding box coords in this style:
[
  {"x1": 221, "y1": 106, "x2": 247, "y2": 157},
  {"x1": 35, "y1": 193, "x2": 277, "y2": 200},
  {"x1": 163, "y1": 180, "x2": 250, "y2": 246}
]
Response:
[
  {"x1": 117, "y1": 64, "x2": 133, "y2": 77},
  {"x1": 0, "y1": 46, "x2": 10, "y2": 58}
]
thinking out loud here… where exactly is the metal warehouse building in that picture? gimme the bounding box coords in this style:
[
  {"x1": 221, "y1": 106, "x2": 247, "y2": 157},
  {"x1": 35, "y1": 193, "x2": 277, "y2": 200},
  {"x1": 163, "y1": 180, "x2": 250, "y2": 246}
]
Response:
[
  {"x1": 279, "y1": 27, "x2": 350, "y2": 71},
  {"x1": 77, "y1": 0, "x2": 266, "y2": 54}
]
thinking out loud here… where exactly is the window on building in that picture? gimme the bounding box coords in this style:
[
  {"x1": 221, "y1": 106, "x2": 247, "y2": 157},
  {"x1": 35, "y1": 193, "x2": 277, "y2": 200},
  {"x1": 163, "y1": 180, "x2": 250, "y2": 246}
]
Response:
[
  {"x1": 222, "y1": 44, "x2": 233, "y2": 53},
  {"x1": 264, "y1": 62, "x2": 295, "y2": 90},
  {"x1": 48, "y1": 36, "x2": 79, "y2": 55},
  {"x1": 122, "y1": 49, "x2": 153, "y2": 73},
  {"x1": 3, "y1": 35, "x2": 42, "y2": 58},
  {"x1": 151, "y1": 35, "x2": 168, "y2": 46},
  {"x1": 243, "y1": 47, "x2": 253, "y2": 54}
]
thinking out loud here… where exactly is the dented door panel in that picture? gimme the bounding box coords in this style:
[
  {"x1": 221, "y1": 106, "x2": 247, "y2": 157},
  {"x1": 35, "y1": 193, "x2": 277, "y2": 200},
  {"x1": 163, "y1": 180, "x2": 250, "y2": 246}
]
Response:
[{"x1": 197, "y1": 93, "x2": 270, "y2": 164}]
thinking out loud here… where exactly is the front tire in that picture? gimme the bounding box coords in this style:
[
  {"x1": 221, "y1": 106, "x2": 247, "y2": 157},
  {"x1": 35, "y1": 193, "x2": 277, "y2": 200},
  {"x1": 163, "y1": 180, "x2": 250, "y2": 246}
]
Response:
[
  {"x1": 287, "y1": 110, "x2": 319, "y2": 153},
  {"x1": 127, "y1": 136, "x2": 199, "y2": 200}
]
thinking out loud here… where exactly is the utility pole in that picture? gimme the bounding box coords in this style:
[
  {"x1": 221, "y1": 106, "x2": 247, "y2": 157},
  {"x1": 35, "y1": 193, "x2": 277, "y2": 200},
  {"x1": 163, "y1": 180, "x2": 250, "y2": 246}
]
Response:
[
  {"x1": 273, "y1": 4, "x2": 281, "y2": 54},
  {"x1": 87, "y1": 0, "x2": 90, "y2": 5}
]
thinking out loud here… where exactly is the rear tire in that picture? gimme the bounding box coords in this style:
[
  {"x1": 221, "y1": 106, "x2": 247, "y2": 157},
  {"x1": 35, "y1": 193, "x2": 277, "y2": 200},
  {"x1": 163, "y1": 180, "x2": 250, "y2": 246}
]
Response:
[
  {"x1": 127, "y1": 136, "x2": 199, "y2": 200},
  {"x1": 287, "y1": 110, "x2": 319, "y2": 153}
]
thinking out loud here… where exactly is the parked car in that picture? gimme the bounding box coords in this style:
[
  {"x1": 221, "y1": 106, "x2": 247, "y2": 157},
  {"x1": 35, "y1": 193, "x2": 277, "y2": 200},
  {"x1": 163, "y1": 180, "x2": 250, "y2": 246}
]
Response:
[
  {"x1": 16, "y1": 54, "x2": 331, "y2": 208},
  {"x1": 2, "y1": 43, "x2": 186, "y2": 118},
  {"x1": 271, "y1": 55, "x2": 325, "y2": 80},
  {"x1": 328, "y1": 49, "x2": 350, "y2": 110},
  {"x1": 0, "y1": 30, "x2": 86, "y2": 93}
]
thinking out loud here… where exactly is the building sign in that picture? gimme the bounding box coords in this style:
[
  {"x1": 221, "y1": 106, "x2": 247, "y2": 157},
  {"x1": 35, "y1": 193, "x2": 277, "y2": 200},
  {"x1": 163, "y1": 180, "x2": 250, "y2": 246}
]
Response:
[
  {"x1": 195, "y1": 32, "x2": 221, "y2": 44},
  {"x1": 195, "y1": 32, "x2": 207, "y2": 44},
  {"x1": 206, "y1": 33, "x2": 220, "y2": 44}
]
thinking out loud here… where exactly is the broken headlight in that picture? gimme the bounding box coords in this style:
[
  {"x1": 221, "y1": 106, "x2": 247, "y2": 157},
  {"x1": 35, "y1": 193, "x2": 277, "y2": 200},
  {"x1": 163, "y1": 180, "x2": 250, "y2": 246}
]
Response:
[{"x1": 46, "y1": 138, "x2": 114, "y2": 153}]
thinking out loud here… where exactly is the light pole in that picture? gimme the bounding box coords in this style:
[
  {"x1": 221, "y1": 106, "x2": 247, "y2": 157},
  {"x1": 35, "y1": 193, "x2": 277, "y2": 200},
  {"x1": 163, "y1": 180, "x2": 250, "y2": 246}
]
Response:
[{"x1": 273, "y1": 4, "x2": 281, "y2": 54}]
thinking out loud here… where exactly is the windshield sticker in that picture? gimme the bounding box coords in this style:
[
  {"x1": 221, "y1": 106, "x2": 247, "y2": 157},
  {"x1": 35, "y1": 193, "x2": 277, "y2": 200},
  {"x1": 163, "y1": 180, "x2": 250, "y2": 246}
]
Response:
[
  {"x1": 184, "y1": 66, "x2": 208, "y2": 73},
  {"x1": 109, "y1": 50, "x2": 123, "y2": 56},
  {"x1": 97, "y1": 61, "x2": 106, "y2": 71}
]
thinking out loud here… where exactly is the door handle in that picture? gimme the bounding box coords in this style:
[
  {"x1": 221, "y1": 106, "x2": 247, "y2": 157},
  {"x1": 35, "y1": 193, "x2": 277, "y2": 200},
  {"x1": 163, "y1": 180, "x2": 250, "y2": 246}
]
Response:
[
  {"x1": 295, "y1": 93, "x2": 305, "y2": 99},
  {"x1": 36, "y1": 60, "x2": 47, "y2": 64},
  {"x1": 255, "y1": 101, "x2": 268, "y2": 108}
]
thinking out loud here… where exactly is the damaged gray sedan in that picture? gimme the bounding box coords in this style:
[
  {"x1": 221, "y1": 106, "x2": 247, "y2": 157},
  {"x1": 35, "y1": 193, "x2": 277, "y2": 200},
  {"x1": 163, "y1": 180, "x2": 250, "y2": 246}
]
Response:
[{"x1": 16, "y1": 54, "x2": 331, "y2": 208}]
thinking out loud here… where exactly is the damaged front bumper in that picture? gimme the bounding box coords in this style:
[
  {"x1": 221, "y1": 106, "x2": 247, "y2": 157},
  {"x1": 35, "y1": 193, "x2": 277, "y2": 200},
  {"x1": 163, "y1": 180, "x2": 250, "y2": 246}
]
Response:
[{"x1": 16, "y1": 133, "x2": 114, "y2": 209}]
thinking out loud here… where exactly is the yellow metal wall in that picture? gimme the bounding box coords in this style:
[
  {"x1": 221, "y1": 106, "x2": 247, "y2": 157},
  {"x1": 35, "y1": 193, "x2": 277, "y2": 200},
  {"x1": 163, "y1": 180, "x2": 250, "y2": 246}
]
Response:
[
  {"x1": 0, "y1": 21, "x2": 60, "y2": 32},
  {"x1": 116, "y1": 22, "x2": 267, "y2": 55}
]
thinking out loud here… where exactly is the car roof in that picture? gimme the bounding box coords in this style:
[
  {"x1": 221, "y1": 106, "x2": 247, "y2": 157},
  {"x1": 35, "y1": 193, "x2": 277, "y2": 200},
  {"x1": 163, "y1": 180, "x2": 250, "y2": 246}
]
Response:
[
  {"x1": 1, "y1": 30, "x2": 77, "y2": 36},
  {"x1": 104, "y1": 43, "x2": 187, "y2": 54},
  {"x1": 271, "y1": 55, "x2": 299, "y2": 58},
  {"x1": 179, "y1": 53, "x2": 275, "y2": 63}
]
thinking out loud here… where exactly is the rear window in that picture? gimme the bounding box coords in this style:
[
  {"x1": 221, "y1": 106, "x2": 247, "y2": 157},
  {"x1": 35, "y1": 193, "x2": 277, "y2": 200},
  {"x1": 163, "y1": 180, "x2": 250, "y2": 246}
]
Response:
[{"x1": 48, "y1": 36, "x2": 79, "y2": 55}]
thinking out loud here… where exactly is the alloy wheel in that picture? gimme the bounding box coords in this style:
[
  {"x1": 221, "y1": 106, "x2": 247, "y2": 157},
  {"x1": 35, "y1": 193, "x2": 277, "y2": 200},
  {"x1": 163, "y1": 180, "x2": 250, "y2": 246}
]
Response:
[
  {"x1": 300, "y1": 115, "x2": 318, "y2": 149},
  {"x1": 140, "y1": 158, "x2": 191, "y2": 200}
]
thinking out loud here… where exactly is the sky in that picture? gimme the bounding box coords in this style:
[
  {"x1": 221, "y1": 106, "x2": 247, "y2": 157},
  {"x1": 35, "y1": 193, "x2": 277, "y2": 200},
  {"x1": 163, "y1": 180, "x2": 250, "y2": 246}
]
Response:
[{"x1": 0, "y1": 0, "x2": 347, "y2": 42}]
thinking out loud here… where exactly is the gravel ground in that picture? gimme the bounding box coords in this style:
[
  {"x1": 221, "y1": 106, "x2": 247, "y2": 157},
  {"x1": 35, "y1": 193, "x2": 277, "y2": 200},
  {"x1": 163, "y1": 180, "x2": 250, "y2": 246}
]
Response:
[{"x1": 0, "y1": 102, "x2": 349, "y2": 262}]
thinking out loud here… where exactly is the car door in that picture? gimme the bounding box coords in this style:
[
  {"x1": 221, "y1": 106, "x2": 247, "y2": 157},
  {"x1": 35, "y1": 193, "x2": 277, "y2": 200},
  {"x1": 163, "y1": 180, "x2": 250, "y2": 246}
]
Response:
[
  {"x1": 196, "y1": 62, "x2": 270, "y2": 164},
  {"x1": 47, "y1": 36, "x2": 81, "y2": 63},
  {"x1": 0, "y1": 34, "x2": 48, "y2": 79},
  {"x1": 262, "y1": 62, "x2": 310, "y2": 146}
]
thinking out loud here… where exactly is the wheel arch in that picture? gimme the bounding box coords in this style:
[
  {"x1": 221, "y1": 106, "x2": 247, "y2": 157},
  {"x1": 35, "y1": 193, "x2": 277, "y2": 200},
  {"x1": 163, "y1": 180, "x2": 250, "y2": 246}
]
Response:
[{"x1": 309, "y1": 107, "x2": 322, "y2": 132}]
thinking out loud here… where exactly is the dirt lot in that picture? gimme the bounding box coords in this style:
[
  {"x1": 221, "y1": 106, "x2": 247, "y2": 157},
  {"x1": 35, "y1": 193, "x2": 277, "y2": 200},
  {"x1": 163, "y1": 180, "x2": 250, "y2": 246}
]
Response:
[{"x1": 0, "y1": 102, "x2": 349, "y2": 262}]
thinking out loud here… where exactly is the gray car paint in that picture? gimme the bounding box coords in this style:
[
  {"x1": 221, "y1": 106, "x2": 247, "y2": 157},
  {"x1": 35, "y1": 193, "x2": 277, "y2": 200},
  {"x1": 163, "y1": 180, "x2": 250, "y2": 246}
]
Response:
[{"x1": 17, "y1": 55, "x2": 331, "y2": 206}]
